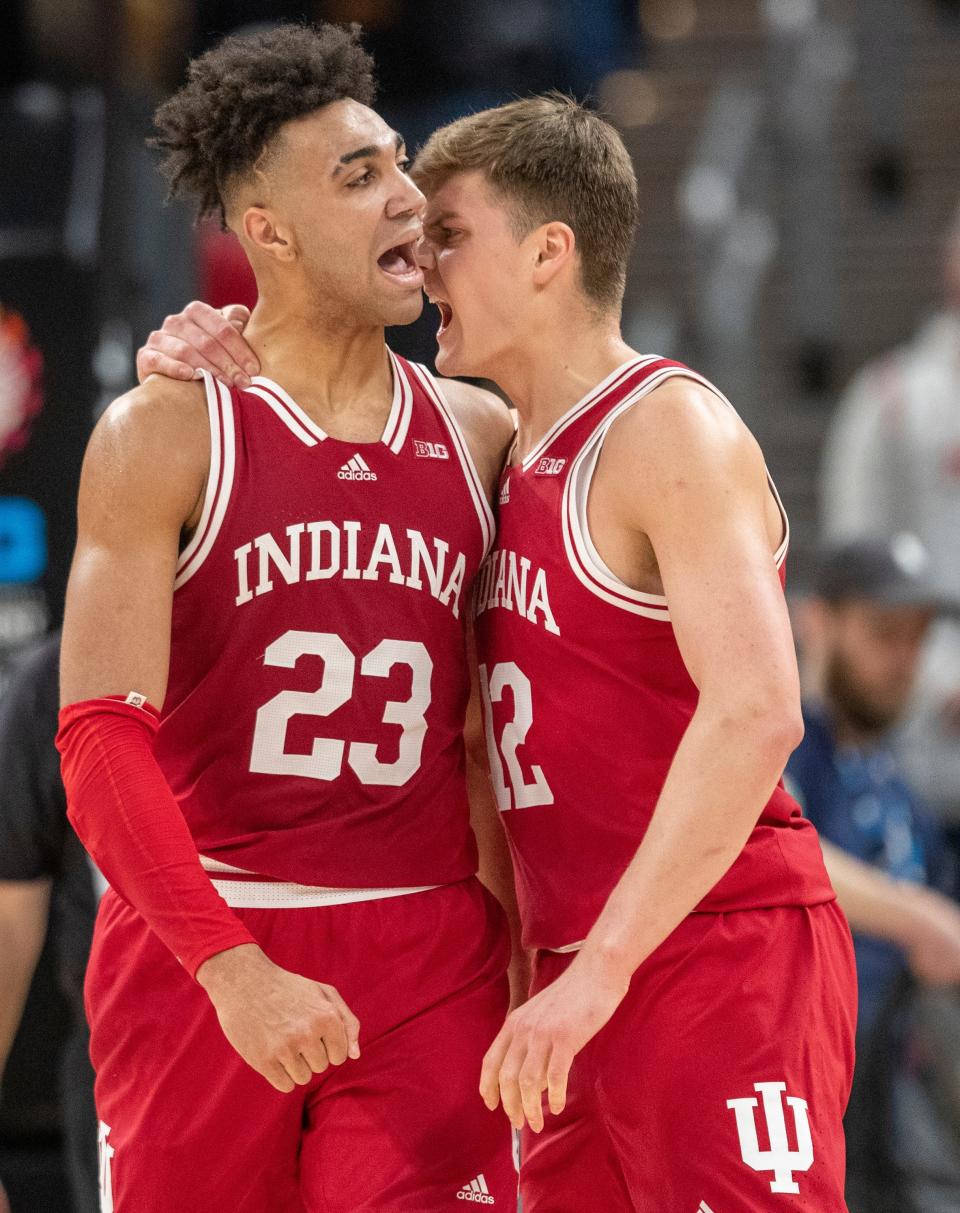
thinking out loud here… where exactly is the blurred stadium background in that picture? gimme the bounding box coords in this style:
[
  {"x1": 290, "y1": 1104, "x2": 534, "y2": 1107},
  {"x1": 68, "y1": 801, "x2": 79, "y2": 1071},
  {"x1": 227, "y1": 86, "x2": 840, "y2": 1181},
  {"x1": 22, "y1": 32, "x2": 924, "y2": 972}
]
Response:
[{"x1": 2, "y1": 1, "x2": 960, "y2": 1209}]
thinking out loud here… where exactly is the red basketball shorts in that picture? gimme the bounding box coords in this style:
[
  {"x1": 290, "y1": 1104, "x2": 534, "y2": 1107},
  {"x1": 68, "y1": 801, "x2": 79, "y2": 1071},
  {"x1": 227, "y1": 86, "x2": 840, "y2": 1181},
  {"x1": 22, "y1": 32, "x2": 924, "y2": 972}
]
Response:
[
  {"x1": 86, "y1": 878, "x2": 515, "y2": 1212},
  {"x1": 521, "y1": 900, "x2": 857, "y2": 1212}
]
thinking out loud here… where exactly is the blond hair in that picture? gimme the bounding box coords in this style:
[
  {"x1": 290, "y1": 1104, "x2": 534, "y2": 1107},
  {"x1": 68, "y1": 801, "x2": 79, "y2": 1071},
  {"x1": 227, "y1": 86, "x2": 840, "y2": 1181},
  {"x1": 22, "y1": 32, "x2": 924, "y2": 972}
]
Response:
[{"x1": 413, "y1": 94, "x2": 638, "y2": 311}]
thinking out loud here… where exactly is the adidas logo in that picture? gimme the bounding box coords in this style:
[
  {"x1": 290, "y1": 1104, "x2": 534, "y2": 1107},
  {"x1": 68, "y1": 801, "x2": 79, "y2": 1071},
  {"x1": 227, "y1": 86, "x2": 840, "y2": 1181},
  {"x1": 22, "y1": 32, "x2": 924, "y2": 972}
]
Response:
[
  {"x1": 697, "y1": 1202, "x2": 716, "y2": 1213},
  {"x1": 337, "y1": 453, "x2": 377, "y2": 481},
  {"x1": 499, "y1": 479, "x2": 510, "y2": 505},
  {"x1": 457, "y1": 1174, "x2": 494, "y2": 1203}
]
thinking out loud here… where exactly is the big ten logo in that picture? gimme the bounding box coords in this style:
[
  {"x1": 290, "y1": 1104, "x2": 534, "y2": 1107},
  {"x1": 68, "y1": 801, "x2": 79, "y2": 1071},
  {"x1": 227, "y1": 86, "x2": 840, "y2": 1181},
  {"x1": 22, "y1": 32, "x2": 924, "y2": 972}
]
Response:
[
  {"x1": 534, "y1": 457, "x2": 566, "y2": 476},
  {"x1": 413, "y1": 439, "x2": 449, "y2": 460}
]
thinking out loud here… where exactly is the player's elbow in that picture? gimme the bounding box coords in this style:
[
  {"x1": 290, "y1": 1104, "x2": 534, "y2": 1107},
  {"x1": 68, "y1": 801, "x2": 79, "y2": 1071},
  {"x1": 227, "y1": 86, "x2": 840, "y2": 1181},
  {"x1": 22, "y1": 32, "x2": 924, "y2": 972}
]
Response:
[
  {"x1": 711, "y1": 685, "x2": 804, "y2": 766},
  {"x1": 746, "y1": 692, "x2": 804, "y2": 765}
]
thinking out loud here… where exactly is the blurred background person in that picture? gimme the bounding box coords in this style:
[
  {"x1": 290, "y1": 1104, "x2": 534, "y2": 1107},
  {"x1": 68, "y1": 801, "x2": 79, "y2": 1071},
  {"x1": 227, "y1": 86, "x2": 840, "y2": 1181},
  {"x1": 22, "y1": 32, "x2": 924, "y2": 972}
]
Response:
[
  {"x1": 822, "y1": 201, "x2": 960, "y2": 889},
  {"x1": 0, "y1": 633, "x2": 99, "y2": 1212},
  {"x1": 788, "y1": 535, "x2": 960, "y2": 1213}
]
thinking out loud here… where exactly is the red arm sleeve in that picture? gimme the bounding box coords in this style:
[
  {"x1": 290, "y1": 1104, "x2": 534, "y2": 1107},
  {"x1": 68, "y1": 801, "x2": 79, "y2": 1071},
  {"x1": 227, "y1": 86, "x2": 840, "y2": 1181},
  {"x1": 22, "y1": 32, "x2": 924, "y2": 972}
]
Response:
[{"x1": 56, "y1": 695, "x2": 256, "y2": 978}]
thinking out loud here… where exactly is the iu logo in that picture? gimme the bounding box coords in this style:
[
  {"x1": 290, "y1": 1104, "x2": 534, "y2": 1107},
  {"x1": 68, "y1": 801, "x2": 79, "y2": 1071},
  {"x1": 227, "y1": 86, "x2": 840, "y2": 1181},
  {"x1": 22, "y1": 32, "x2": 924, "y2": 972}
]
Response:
[
  {"x1": 98, "y1": 1121, "x2": 115, "y2": 1212},
  {"x1": 726, "y1": 1081, "x2": 814, "y2": 1194}
]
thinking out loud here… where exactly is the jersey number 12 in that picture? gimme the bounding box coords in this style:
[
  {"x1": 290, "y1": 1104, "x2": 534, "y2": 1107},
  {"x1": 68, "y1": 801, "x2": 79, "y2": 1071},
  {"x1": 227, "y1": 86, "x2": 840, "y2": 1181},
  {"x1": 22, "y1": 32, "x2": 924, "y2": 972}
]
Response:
[{"x1": 478, "y1": 661, "x2": 554, "y2": 811}]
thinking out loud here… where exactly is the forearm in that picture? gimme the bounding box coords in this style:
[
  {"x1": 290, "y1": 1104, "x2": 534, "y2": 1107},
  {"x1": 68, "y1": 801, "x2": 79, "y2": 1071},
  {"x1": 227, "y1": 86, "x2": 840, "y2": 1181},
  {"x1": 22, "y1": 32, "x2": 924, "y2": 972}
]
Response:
[
  {"x1": 579, "y1": 704, "x2": 793, "y2": 980},
  {"x1": 57, "y1": 697, "x2": 255, "y2": 977}
]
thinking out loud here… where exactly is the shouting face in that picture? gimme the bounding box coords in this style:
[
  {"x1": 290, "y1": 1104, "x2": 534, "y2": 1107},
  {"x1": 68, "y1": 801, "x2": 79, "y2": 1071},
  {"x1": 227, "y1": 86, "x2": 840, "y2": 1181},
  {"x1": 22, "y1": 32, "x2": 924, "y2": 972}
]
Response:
[
  {"x1": 418, "y1": 171, "x2": 538, "y2": 380},
  {"x1": 247, "y1": 99, "x2": 427, "y2": 327}
]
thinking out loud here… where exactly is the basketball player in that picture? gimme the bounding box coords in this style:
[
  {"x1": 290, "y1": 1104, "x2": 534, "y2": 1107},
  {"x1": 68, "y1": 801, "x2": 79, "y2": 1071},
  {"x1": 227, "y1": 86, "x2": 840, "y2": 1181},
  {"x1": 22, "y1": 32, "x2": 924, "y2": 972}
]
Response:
[
  {"x1": 57, "y1": 25, "x2": 519, "y2": 1212},
  {"x1": 141, "y1": 96, "x2": 858, "y2": 1210}
]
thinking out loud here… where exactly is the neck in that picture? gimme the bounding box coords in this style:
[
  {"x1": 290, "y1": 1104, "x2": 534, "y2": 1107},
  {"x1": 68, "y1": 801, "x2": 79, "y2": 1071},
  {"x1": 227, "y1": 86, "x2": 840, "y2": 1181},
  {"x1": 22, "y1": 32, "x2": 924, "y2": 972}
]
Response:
[
  {"x1": 243, "y1": 278, "x2": 390, "y2": 419},
  {"x1": 491, "y1": 307, "x2": 636, "y2": 459}
]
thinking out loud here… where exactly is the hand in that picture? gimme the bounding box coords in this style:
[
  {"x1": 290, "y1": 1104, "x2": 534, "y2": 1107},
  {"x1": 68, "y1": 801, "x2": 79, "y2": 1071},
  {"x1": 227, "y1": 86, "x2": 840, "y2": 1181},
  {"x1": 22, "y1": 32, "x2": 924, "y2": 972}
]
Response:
[
  {"x1": 136, "y1": 301, "x2": 258, "y2": 388},
  {"x1": 479, "y1": 949, "x2": 629, "y2": 1132},
  {"x1": 197, "y1": 944, "x2": 360, "y2": 1093},
  {"x1": 899, "y1": 885, "x2": 960, "y2": 986}
]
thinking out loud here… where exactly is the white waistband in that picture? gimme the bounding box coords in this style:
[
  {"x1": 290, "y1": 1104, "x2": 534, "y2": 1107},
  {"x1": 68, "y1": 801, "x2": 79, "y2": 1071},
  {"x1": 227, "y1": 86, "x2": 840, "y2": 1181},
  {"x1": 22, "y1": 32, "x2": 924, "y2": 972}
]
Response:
[{"x1": 200, "y1": 856, "x2": 440, "y2": 909}]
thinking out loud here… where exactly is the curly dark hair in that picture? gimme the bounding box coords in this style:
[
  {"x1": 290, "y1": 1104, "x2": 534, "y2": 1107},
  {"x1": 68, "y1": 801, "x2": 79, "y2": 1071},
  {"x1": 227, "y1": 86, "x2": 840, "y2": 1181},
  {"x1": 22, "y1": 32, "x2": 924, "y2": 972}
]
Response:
[{"x1": 152, "y1": 23, "x2": 376, "y2": 225}]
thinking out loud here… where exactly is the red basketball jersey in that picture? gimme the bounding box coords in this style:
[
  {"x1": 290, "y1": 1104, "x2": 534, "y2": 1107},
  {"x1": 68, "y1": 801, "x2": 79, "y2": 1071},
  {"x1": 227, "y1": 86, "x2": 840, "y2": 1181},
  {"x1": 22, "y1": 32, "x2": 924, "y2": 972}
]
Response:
[
  {"x1": 155, "y1": 352, "x2": 494, "y2": 887},
  {"x1": 474, "y1": 355, "x2": 835, "y2": 951}
]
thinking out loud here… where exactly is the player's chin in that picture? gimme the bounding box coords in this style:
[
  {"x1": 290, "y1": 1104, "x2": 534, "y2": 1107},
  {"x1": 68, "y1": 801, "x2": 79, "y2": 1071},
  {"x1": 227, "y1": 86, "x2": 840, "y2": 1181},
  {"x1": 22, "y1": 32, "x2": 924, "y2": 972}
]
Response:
[
  {"x1": 434, "y1": 332, "x2": 469, "y2": 378},
  {"x1": 381, "y1": 290, "x2": 425, "y2": 328}
]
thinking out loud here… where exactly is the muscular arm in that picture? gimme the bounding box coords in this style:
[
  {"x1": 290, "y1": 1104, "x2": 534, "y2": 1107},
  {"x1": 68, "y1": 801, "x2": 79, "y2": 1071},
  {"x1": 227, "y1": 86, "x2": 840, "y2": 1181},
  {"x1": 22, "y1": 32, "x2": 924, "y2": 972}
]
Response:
[
  {"x1": 60, "y1": 380, "x2": 359, "y2": 1090},
  {"x1": 62, "y1": 377, "x2": 208, "y2": 707},
  {"x1": 482, "y1": 379, "x2": 804, "y2": 1128},
  {"x1": 59, "y1": 377, "x2": 257, "y2": 973},
  {"x1": 577, "y1": 380, "x2": 802, "y2": 977}
]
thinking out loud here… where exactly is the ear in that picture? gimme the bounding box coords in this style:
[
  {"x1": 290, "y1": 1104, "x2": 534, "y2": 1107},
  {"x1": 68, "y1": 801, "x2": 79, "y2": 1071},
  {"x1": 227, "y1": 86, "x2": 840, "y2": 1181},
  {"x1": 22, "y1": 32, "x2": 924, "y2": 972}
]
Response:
[
  {"x1": 242, "y1": 206, "x2": 296, "y2": 263},
  {"x1": 530, "y1": 221, "x2": 576, "y2": 288}
]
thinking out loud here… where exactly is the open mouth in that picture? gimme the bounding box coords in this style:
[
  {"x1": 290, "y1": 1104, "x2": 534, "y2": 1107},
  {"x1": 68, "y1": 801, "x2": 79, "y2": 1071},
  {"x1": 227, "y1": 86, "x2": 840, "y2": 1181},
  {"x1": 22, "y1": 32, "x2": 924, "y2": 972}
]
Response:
[
  {"x1": 377, "y1": 240, "x2": 423, "y2": 287},
  {"x1": 429, "y1": 298, "x2": 453, "y2": 337}
]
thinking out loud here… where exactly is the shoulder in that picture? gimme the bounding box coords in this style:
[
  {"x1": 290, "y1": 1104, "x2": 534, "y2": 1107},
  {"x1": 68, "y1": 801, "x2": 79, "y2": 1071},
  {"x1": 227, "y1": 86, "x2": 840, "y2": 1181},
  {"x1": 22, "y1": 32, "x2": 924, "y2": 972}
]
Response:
[
  {"x1": 603, "y1": 374, "x2": 762, "y2": 488},
  {"x1": 432, "y1": 376, "x2": 515, "y2": 499},
  {"x1": 79, "y1": 376, "x2": 211, "y2": 529},
  {"x1": 94, "y1": 374, "x2": 209, "y2": 450},
  {"x1": 85, "y1": 377, "x2": 210, "y2": 491},
  {"x1": 436, "y1": 377, "x2": 514, "y2": 445}
]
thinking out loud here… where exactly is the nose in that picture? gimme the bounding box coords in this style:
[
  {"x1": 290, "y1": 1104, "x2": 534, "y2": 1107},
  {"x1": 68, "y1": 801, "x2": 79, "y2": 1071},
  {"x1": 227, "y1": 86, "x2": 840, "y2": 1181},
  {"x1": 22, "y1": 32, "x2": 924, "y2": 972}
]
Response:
[{"x1": 387, "y1": 167, "x2": 426, "y2": 223}]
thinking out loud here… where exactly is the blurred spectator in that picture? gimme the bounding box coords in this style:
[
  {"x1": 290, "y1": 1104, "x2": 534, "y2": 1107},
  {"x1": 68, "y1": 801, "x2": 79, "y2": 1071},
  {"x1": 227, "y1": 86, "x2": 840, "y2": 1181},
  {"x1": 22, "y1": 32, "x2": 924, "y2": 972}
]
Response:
[
  {"x1": 787, "y1": 535, "x2": 960, "y2": 1212},
  {"x1": 0, "y1": 633, "x2": 98, "y2": 1213},
  {"x1": 821, "y1": 201, "x2": 960, "y2": 874}
]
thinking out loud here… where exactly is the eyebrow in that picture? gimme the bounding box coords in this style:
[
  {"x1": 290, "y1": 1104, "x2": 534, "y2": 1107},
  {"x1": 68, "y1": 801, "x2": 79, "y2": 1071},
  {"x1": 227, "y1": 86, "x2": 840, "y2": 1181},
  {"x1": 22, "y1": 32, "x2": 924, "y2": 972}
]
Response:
[{"x1": 334, "y1": 132, "x2": 405, "y2": 175}]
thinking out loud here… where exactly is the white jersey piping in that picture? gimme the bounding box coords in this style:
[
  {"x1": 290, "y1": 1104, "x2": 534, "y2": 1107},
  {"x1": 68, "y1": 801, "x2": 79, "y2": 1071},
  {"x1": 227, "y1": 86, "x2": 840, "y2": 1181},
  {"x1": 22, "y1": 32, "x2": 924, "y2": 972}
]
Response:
[
  {"x1": 246, "y1": 352, "x2": 411, "y2": 451},
  {"x1": 247, "y1": 381, "x2": 323, "y2": 445},
  {"x1": 199, "y1": 855, "x2": 439, "y2": 908},
  {"x1": 561, "y1": 366, "x2": 790, "y2": 621},
  {"x1": 175, "y1": 372, "x2": 236, "y2": 590},
  {"x1": 381, "y1": 350, "x2": 414, "y2": 453},
  {"x1": 519, "y1": 354, "x2": 661, "y2": 472},
  {"x1": 406, "y1": 363, "x2": 496, "y2": 557}
]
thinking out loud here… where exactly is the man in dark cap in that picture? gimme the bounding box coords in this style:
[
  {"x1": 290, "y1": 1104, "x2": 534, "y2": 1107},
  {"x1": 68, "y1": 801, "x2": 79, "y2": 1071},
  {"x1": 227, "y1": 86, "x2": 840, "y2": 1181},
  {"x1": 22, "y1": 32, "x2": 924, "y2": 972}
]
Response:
[{"x1": 787, "y1": 533, "x2": 960, "y2": 1211}]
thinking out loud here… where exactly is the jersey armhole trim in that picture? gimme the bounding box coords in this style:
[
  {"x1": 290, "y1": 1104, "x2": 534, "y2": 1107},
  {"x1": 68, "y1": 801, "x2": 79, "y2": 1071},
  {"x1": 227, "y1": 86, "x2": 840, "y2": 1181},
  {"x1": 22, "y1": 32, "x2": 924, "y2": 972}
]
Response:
[
  {"x1": 407, "y1": 363, "x2": 496, "y2": 556},
  {"x1": 561, "y1": 366, "x2": 790, "y2": 619},
  {"x1": 175, "y1": 372, "x2": 236, "y2": 590}
]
